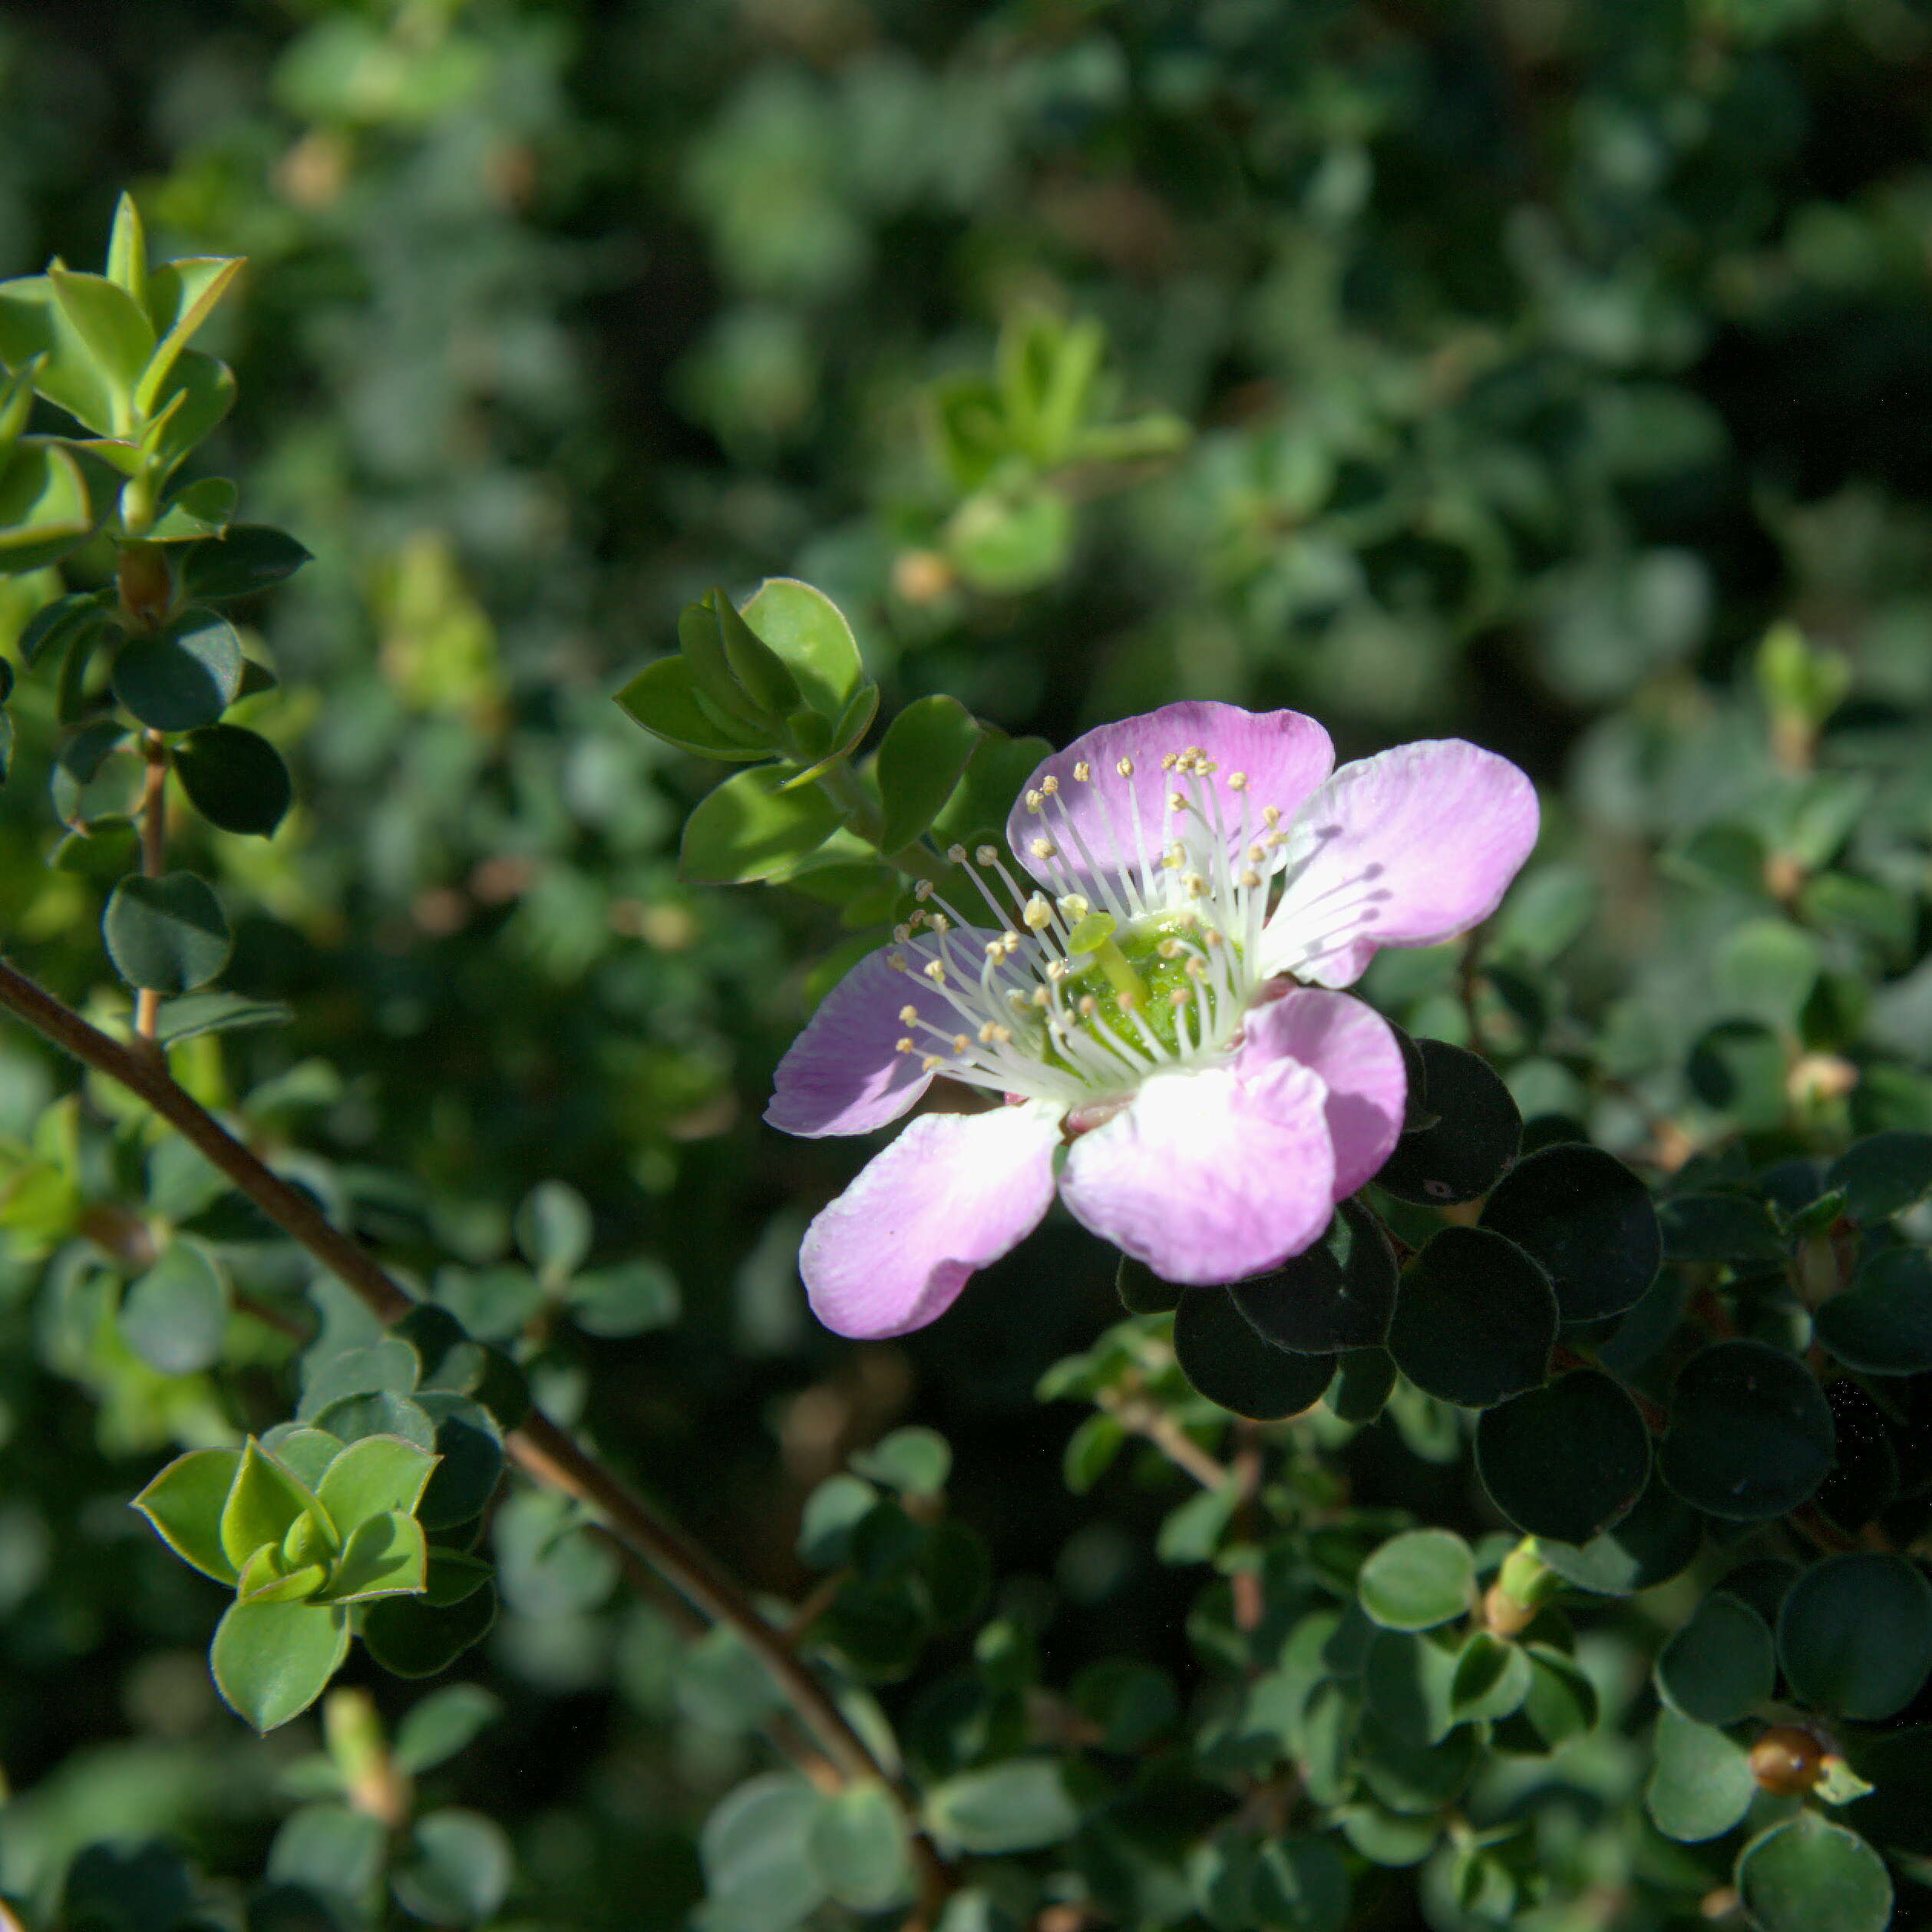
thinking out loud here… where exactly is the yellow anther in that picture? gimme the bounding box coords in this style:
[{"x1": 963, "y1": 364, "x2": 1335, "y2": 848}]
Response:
[
  {"x1": 1078, "y1": 995, "x2": 1098, "y2": 1017},
  {"x1": 892, "y1": 923, "x2": 912, "y2": 943},
  {"x1": 1045, "y1": 960, "x2": 1068, "y2": 982},
  {"x1": 946, "y1": 843, "x2": 967, "y2": 864},
  {"x1": 1161, "y1": 752, "x2": 1178, "y2": 771},
  {"x1": 1072, "y1": 761, "x2": 1091, "y2": 782},
  {"x1": 896, "y1": 1036, "x2": 915, "y2": 1053},
  {"x1": 1240, "y1": 868, "x2": 1262, "y2": 889},
  {"x1": 923, "y1": 961, "x2": 946, "y2": 984},
  {"x1": 921, "y1": 1055, "x2": 945, "y2": 1072},
  {"x1": 1184, "y1": 872, "x2": 1208, "y2": 898},
  {"x1": 930, "y1": 913, "x2": 952, "y2": 933},
  {"x1": 1025, "y1": 788, "x2": 1044, "y2": 814},
  {"x1": 1057, "y1": 893, "x2": 1091, "y2": 920},
  {"x1": 1169, "y1": 791, "x2": 1188, "y2": 812},
  {"x1": 914, "y1": 880, "x2": 934, "y2": 900},
  {"x1": 1022, "y1": 895, "x2": 1054, "y2": 931},
  {"x1": 1159, "y1": 938, "x2": 1183, "y2": 959},
  {"x1": 953, "y1": 1034, "x2": 970, "y2": 1053},
  {"x1": 1248, "y1": 844, "x2": 1267, "y2": 864},
  {"x1": 978, "y1": 1022, "x2": 1001, "y2": 1043},
  {"x1": 887, "y1": 953, "x2": 908, "y2": 971},
  {"x1": 899, "y1": 1003, "x2": 918, "y2": 1024},
  {"x1": 1263, "y1": 805, "x2": 1282, "y2": 827},
  {"x1": 1030, "y1": 837, "x2": 1058, "y2": 860},
  {"x1": 1228, "y1": 771, "x2": 1248, "y2": 791},
  {"x1": 1032, "y1": 986, "x2": 1052, "y2": 1006},
  {"x1": 976, "y1": 844, "x2": 999, "y2": 866},
  {"x1": 984, "y1": 937, "x2": 1005, "y2": 958},
  {"x1": 1042, "y1": 774, "x2": 1059, "y2": 795},
  {"x1": 1115, "y1": 755, "x2": 1134, "y2": 777},
  {"x1": 1169, "y1": 989, "x2": 1191, "y2": 1007}
]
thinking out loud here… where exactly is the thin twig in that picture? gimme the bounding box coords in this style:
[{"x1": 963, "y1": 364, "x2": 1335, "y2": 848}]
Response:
[
  {"x1": 1101, "y1": 1389, "x2": 1232, "y2": 1491},
  {"x1": 132, "y1": 733, "x2": 169, "y2": 1045},
  {"x1": 0, "y1": 955, "x2": 940, "y2": 1855}
]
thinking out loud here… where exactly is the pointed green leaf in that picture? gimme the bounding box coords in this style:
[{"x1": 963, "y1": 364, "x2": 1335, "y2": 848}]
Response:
[
  {"x1": 392, "y1": 1685, "x2": 502, "y2": 1775},
  {"x1": 106, "y1": 194, "x2": 147, "y2": 304},
  {"x1": 179, "y1": 523, "x2": 312, "y2": 602},
  {"x1": 136, "y1": 257, "x2": 244, "y2": 418},
  {"x1": 240, "y1": 1560, "x2": 328, "y2": 1607},
  {"x1": 173, "y1": 723, "x2": 293, "y2": 835},
  {"x1": 0, "y1": 274, "x2": 117, "y2": 433},
  {"x1": 0, "y1": 442, "x2": 92, "y2": 568},
  {"x1": 210, "y1": 1596, "x2": 349, "y2": 1732},
  {"x1": 613, "y1": 654, "x2": 768, "y2": 760},
  {"x1": 131, "y1": 1446, "x2": 243, "y2": 1583},
  {"x1": 741, "y1": 577, "x2": 864, "y2": 715},
  {"x1": 680, "y1": 764, "x2": 844, "y2": 883},
  {"x1": 49, "y1": 266, "x2": 154, "y2": 401},
  {"x1": 145, "y1": 475, "x2": 237, "y2": 543},
  {"x1": 874, "y1": 695, "x2": 981, "y2": 854},
  {"x1": 326, "y1": 1510, "x2": 428, "y2": 1603},
  {"x1": 220, "y1": 1438, "x2": 325, "y2": 1571},
  {"x1": 315, "y1": 1435, "x2": 438, "y2": 1536}
]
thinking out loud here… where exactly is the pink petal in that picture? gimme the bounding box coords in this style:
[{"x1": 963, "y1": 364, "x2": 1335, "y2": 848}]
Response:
[
  {"x1": 1263, "y1": 740, "x2": 1539, "y2": 987},
  {"x1": 1006, "y1": 702, "x2": 1333, "y2": 900},
  {"x1": 1058, "y1": 1063, "x2": 1336, "y2": 1285},
  {"x1": 766, "y1": 926, "x2": 1006, "y2": 1138},
  {"x1": 1240, "y1": 989, "x2": 1405, "y2": 1197},
  {"x1": 800, "y1": 1104, "x2": 1062, "y2": 1338}
]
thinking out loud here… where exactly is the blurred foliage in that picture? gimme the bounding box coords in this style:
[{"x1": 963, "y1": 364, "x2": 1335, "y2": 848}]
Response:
[{"x1": 1, "y1": 0, "x2": 1931, "y2": 1928}]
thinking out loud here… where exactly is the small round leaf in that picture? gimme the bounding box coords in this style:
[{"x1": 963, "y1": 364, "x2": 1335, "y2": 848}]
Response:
[
  {"x1": 1657, "y1": 1340, "x2": 1834, "y2": 1521},
  {"x1": 1358, "y1": 1529, "x2": 1475, "y2": 1632},
  {"x1": 1536, "y1": 1468, "x2": 1702, "y2": 1595},
  {"x1": 120, "y1": 1239, "x2": 229, "y2": 1375},
  {"x1": 1735, "y1": 1814, "x2": 1892, "y2": 1932},
  {"x1": 1645, "y1": 1708, "x2": 1756, "y2": 1843},
  {"x1": 210, "y1": 1597, "x2": 350, "y2": 1732},
  {"x1": 110, "y1": 607, "x2": 243, "y2": 730},
  {"x1": 391, "y1": 1810, "x2": 511, "y2": 1928},
  {"x1": 1655, "y1": 1591, "x2": 1776, "y2": 1727},
  {"x1": 1815, "y1": 1249, "x2": 1932, "y2": 1376},
  {"x1": 104, "y1": 870, "x2": 232, "y2": 994},
  {"x1": 1385, "y1": 1226, "x2": 1557, "y2": 1408},
  {"x1": 1374, "y1": 1039, "x2": 1521, "y2": 1206},
  {"x1": 1478, "y1": 1144, "x2": 1660, "y2": 1323},
  {"x1": 1231, "y1": 1200, "x2": 1397, "y2": 1352},
  {"x1": 1476, "y1": 1370, "x2": 1650, "y2": 1543},
  {"x1": 1778, "y1": 1552, "x2": 1932, "y2": 1720},
  {"x1": 1172, "y1": 1289, "x2": 1336, "y2": 1420},
  {"x1": 172, "y1": 724, "x2": 292, "y2": 836}
]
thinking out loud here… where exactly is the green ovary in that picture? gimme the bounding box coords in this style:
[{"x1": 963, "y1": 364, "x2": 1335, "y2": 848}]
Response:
[{"x1": 1050, "y1": 914, "x2": 1236, "y2": 1068}]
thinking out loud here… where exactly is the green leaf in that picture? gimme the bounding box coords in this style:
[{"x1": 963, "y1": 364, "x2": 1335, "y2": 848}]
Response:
[
  {"x1": 299, "y1": 1336, "x2": 421, "y2": 1419},
  {"x1": 220, "y1": 1438, "x2": 329, "y2": 1571},
  {"x1": 1117, "y1": 1254, "x2": 1183, "y2": 1315},
  {"x1": 699, "y1": 1775, "x2": 830, "y2": 1932},
  {"x1": 1232, "y1": 1200, "x2": 1397, "y2": 1352},
  {"x1": 111, "y1": 606, "x2": 243, "y2": 730},
  {"x1": 924, "y1": 1759, "x2": 1078, "y2": 1854},
  {"x1": 1173, "y1": 1287, "x2": 1336, "y2": 1419},
  {"x1": 1478, "y1": 1144, "x2": 1661, "y2": 1322},
  {"x1": 874, "y1": 695, "x2": 981, "y2": 854},
  {"x1": 514, "y1": 1178, "x2": 592, "y2": 1281},
  {"x1": 362, "y1": 1583, "x2": 497, "y2": 1678},
  {"x1": 152, "y1": 990, "x2": 292, "y2": 1046},
  {"x1": 390, "y1": 1809, "x2": 511, "y2": 1928},
  {"x1": 1385, "y1": 1226, "x2": 1557, "y2": 1409},
  {"x1": 806, "y1": 1782, "x2": 912, "y2": 1913},
  {"x1": 414, "y1": 1392, "x2": 504, "y2": 1530},
  {"x1": 1658, "y1": 1192, "x2": 1786, "y2": 1263},
  {"x1": 1362, "y1": 1626, "x2": 1461, "y2": 1745},
  {"x1": 1475, "y1": 1370, "x2": 1650, "y2": 1543},
  {"x1": 325, "y1": 1510, "x2": 428, "y2": 1603},
  {"x1": 210, "y1": 1596, "x2": 350, "y2": 1732},
  {"x1": 144, "y1": 348, "x2": 236, "y2": 474},
  {"x1": 1657, "y1": 1339, "x2": 1834, "y2": 1521},
  {"x1": 1374, "y1": 1039, "x2": 1522, "y2": 1206},
  {"x1": 313, "y1": 1389, "x2": 438, "y2": 1454},
  {"x1": 18, "y1": 590, "x2": 110, "y2": 669},
  {"x1": 1358, "y1": 1529, "x2": 1475, "y2": 1632},
  {"x1": 104, "y1": 870, "x2": 233, "y2": 994},
  {"x1": 177, "y1": 523, "x2": 311, "y2": 603},
  {"x1": 614, "y1": 654, "x2": 770, "y2": 760},
  {"x1": 1326, "y1": 1347, "x2": 1398, "y2": 1424},
  {"x1": 1656, "y1": 1590, "x2": 1776, "y2": 1727},
  {"x1": 392, "y1": 1685, "x2": 502, "y2": 1776},
  {"x1": 1814, "y1": 1249, "x2": 1932, "y2": 1375},
  {"x1": 1717, "y1": 917, "x2": 1823, "y2": 1030},
  {"x1": 680, "y1": 763, "x2": 844, "y2": 883},
  {"x1": 741, "y1": 576, "x2": 864, "y2": 716},
  {"x1": 132, "y1": 1446, "x2": 243, "y2": 1583},
  {"x1": 563, "y1": 1259, "x2": 680, "y2": 1336},
  {"x1": 0, "y1": 441, "x2": 93, "y2": 569},
  {"x1": 106, "y1": 193, "x2": 147, "y2": 302},
  {"x1": 314, "y1": 1434, "x2": 438, "y2": 1535},
  {"x1": 119, "y1": 1237, "x2": 230, "y2": 1375},
  {"x1": 1825, "y1": 1131, "x2": 1932, "y2": 1222},
  {"x1": 0, "y1": 274, "x2": 117, "y2": 432},
  {"x1": 1735, "y1": 1814, "x2": 1892, "y2": 1932},
  {"x1": 240, "y1": 1560, "x2": 328, "y2": 1607},
  {"x1": 146, "y1": 474, "x2": 239, "y2": 542},
  {"x1": 256, "y1": 1425, "x2": 344, "y2": 1491},
  {"x1": 135, "y1": 256, "x2": 244, "y2": 419},
  {"x1": 266, "y1": 1802, "x2": 386, "y2": 1911},
  {"x1": 175, "y1": 724, "x2": 294, "y2": 834},
  {"x1": 1450, "y1": 1631, "x2": 1533, "y2": 1724},
  {"x1": 1778, "y1": 1552, "x2": 1932, "y2": 1720},
  {"x1": 49, "y1": 266, "x2": 155, "y2": 401},
  {"x1": 848, "y1": 1427, "x2": 951, "y2": 1498},
  {"x1": 1511, "y1": 1645, "x2": 1600, "y2": 1751},
  {"x1": 1645, "y1": 1707, "x2": 1756, "y2": 1843},
  {"x1": 797, "y1": 1475, "x2": 877, "y2": 1567}
]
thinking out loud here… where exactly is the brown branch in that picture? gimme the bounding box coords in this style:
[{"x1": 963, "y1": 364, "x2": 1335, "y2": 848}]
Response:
[
  {"x1": 133, "y1": 733, "x2": 169, "y2": 1046},
  {"x1": 0, "y1": 953, "x2": 953, "y2": 1894}
]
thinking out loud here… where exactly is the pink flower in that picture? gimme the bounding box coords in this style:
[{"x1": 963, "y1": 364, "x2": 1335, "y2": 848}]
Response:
[{"x1": 768, "y1": 702, "x2": 1539, "y2": 1339}]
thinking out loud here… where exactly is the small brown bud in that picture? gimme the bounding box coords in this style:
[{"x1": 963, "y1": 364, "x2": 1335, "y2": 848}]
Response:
[
  {"x1": 891, "y1": 548, "x2": 954, "y2": 605},
  {"x1": 1749, "y1": 1725, "x2": 1824, "y2": 1796},
  {"x1": 1482, "y1": 1580, "x2": 1536, "y2": 1639}
]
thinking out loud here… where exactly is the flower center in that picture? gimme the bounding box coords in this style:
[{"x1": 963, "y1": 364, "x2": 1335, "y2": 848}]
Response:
[{"x1": 1052, "y1": 911, "x2": 1234, "y2": 1065}]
